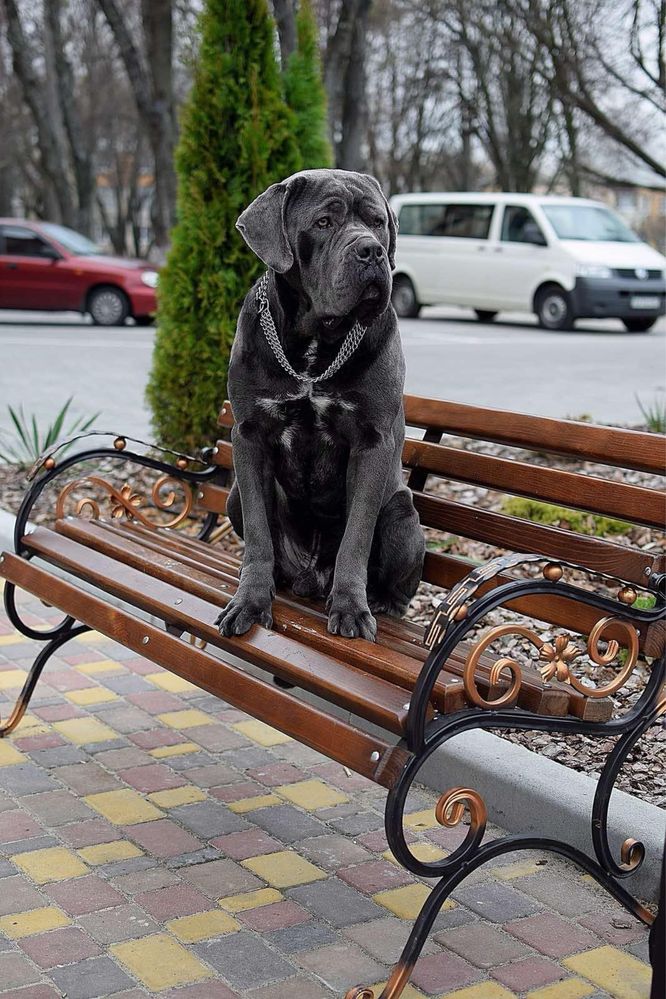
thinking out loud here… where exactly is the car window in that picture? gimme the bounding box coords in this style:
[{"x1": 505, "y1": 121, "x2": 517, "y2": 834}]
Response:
[
  {"x1": 501, "y1": 206, "x2": 546, "y2": 243},
  {"x1": 0, "y1": 226, "x2": 54, "y2": 258},
  {"x1": 398, "y1": 203, "x2": 494, "y2": 238},
  {"x1": 540, "y1": 204, "x2": 640, "y2": 242}
]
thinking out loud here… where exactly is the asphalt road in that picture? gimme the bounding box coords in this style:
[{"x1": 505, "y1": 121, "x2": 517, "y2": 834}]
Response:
[{"x1": 0, "y1": 308, "x2": 664, "y2": 446}]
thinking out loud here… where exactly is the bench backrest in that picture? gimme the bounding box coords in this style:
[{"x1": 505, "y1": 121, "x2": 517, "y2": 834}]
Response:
[{"x1": 205, "y1": 395, "x2": 665, "y2": 655}]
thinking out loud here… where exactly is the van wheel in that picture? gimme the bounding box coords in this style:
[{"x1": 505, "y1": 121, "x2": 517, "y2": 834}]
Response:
[
  {"x1": 623, "y1": 317, "x2": 656, "y2": 333},
  {"x1": 392, "y1": 276, "x2": 421, "y2": 318},
  {"x1": 88, "y1": 286, "x2": 129, "y2": 326},
  {"x1": 475, "y1": 310, "x2": 497, "y2": 323},
  {"x1": 535, "y1": 285, "x2": 574, "y2": 331}
]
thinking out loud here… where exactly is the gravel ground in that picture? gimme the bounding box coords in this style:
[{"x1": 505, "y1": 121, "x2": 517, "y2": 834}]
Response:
[{"x1": 0, "y1": 436, "x2": 664, "y2": 807}]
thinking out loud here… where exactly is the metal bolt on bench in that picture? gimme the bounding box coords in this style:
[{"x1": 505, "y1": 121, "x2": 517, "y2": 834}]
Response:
[{"x1": 0, "y1": 394, "x2": 664, "y2": 999}]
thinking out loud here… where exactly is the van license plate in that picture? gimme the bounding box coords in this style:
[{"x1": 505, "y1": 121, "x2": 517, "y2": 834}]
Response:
[{"x1": 630, "y1": 295, "x2": 660, "y2": 309}]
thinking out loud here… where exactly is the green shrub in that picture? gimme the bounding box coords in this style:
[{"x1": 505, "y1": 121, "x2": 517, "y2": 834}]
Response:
[
  {"x1": 501, "y1": 496, "x2": 631, "y2": 538},
  {"x1": 147, "y1": 0, "x2": 302, "y2": 453},
  {"x1": 283, "y1": 0, "x2": 333, "y2": 169},
  {"x1": 635, "y1": 392, "x2": 666, "y2": 434}
]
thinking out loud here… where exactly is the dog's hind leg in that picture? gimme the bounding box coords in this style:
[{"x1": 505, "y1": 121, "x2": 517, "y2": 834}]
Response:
[
  {"x1": 225, "y1": 481, "x2": 243, "y2": 539},
  {"x1": 368, "y1": 488, "x2": 425, "y2": 618}
]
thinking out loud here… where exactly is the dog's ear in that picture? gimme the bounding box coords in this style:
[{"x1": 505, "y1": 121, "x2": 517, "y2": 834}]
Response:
[
  {"x1": 236, "y1": 183, "x2": 294, "y2": 273},
  {"x1": 362, "y1": 174, "x2": 397, "y2": 269}
]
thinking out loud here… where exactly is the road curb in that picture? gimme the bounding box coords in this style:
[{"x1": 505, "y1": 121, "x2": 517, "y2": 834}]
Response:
[{"x1": 0, "y1": 505, "x2": 663, "y2": 901}]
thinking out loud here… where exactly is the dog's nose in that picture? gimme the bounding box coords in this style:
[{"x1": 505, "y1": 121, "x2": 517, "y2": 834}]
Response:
[{"x1": 354, "y1": 237, "x2": 384, "y2": 263}]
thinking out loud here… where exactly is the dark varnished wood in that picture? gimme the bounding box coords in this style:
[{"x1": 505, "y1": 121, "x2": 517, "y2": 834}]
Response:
[
  {"x1": 403, "y1": 394, "x2": 666, "y2": 475},
  {"x1": 0, "y1": 552, "x2": 409, "y2": 787}
]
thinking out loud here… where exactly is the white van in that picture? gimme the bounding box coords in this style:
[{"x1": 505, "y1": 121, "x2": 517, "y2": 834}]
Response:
[{"x1": 389, "y1": 192, "x2": 666, "y2": 332}]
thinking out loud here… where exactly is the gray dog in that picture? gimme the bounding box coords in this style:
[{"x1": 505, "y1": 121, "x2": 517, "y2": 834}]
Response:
[{"x1": 216, "y1": 169, "x2": 425, "y2": 642}]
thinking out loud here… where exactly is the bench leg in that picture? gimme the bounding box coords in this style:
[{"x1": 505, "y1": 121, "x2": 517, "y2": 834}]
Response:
[{"x1": 1, "y1": 580, "x2": 89, "y2": 737}]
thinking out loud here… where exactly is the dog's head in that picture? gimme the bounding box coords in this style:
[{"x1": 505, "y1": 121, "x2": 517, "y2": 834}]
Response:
[{"x1": 237, "y1": 169, "x2": 396, "y2": 334}]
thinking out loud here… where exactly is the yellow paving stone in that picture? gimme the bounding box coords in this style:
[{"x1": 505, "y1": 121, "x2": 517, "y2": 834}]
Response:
[
  {"x1": 232, "y1": 719, "x2": 292, "y2": 746},
  {"x1": 65, "y1": 687, "x2": 119, "y2": 706},
  {"x1": 564, "y1": 945, "x2": 651, "y2": 999},
  {"x1": 75, "y1": 630, "x2": 108, "y2": 643},
  {"x1": 527, "y1": 981, "x2": 595, "y2": 999},
  {"x1": 494, "y1": 859, "x2": 543, "y2": 881},
  {"x1": 148, "y1": 786, "x2": 207, "y2": 808},
  {"x1": 218, "y1": 888, "x2": 283, "y2": 913},
  {"x1": 443, "y1": 985, "x2": 517, "y2": 999},
  {"x1": 0, "y1": 906, "x2": 71, "y2": 939},
  {"x1": 150, "y1": 742, "x2": 201, "y2": 759},
  {"x1": 403, "y1": 808, "x2": 439, "y2": 830},
  {"x1": 275, "y1": 779, "x2": 349, "y2": 810},
  {"x1": 166, "y1": 910, "x2": 240, "y2": 943},
  {"x1": 227, "y1": 794, "x2": 282, "y2": 813},
  {"x1": 112, "y1": 933, "x2": 214, "y2": 991},
  {"x1": 157, "y1": 709, "x2": 215, "y2": 730},
  {"x1": 384, "y1": 843, "x2": 447, "y2": 866},
  {"x1": 241, "y1": 851, "x2": 327, "y2": 888},
  {"x1": 0, "y1": 669, "x2": 27, "y2": 689},
  {"x1": 373, "y1": 883, "x2": 455, "y2": 920},
  {"x1": 76, "y1": 659, "x2": 126, "y2": 675},
  {"x1": 14, "y1": 714, "x2": 49, "y2": 735},
  {"x1": 52, "y1": 717, "x2": 117, "y2": 745},
  {"x1": 77, "y1": 841, "x2": 144, "y2": 866},
  {"x1": 12, "y1": 847, "x2": 89, "y2": 884},
  {"x1": 85, "y1": 789, "x2": 163, "y2": 825},
  {"x1": 146, "y1": 671, "x2": 199, "y2": 693},
  {"x1": 0, "y1": 742, "x2": 26, "y2": 767},
  {"x1": 0, "y1": 633, "x2": 23, "y2": 646}
]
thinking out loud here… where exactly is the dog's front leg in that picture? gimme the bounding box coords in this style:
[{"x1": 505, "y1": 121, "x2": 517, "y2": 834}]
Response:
[
  {"x1": 216, "y1": 426, "x2": 276, "y2": 636},
  {"x1": 327, "y1": 439, "x2": 394, "y2": 641}
]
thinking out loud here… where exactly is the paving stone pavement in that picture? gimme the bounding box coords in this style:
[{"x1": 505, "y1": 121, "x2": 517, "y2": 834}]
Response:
[{"x1": 0, "y1": 588, "x2": 655, "y2": 998}]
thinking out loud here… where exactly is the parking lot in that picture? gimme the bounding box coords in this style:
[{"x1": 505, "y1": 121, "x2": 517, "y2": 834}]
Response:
[{"x1": 0, "y1": 309, "x2": 664, "y2": 442}]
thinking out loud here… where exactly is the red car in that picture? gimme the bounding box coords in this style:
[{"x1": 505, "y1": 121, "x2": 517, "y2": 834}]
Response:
[{"x1": 0, "y1": 219, "x2": 158, "y2": 326}]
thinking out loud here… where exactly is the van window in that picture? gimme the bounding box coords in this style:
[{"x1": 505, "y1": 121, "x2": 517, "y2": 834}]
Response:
[
  {"x1": 541, "y1": 204, "x2": 639, "y2": 243},
  {"x1": 398, "y1": 203, "x2": 494, "y2": 238},
  {"x1": 501, "y1": 206, "x2": 546, "y2": 244}
]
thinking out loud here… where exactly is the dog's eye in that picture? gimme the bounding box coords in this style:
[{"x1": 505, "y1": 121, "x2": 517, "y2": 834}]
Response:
[
  {"x1": 316, "y1": 216, "x2": 331, "y2": 229},
  {"x1": 372, "y1": 216, "x2": 385, "y2": 227}
]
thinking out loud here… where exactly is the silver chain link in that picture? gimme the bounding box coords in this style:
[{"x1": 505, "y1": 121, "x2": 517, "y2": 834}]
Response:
[{"x1": 255, "y1": 272, "x2": 367, "y2": 383}]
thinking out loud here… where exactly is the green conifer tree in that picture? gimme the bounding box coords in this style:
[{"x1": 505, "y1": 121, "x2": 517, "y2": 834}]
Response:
[
  {"x1": 147, "y1": 0, "x2": 301, "y2": 452},
  {"x1": 283, "y1": 0, "x2": 333, "y2": 169}
]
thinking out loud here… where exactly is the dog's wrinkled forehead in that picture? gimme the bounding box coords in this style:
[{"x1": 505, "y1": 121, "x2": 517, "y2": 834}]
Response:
[{"x1": 236, "y1": 169, "x2": 396, "y2": 274}]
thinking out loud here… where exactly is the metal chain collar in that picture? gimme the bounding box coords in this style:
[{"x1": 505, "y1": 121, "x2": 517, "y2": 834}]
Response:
[{"x1": 255, "y1": 272, "x2": 367, "y2": 383}]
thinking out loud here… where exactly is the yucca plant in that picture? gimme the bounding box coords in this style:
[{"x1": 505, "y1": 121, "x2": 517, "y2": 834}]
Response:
[
  {"x1": 0, "y1": 398, "x2": 100, "y2": 468},
  {"x1": 635, "y1": 392, "x2": 666, "y2": 434}
]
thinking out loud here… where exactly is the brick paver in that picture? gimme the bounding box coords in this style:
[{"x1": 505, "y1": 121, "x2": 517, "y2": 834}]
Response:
[{"x1": 0, "y1": 592, "x2": 654, "y2": 997}]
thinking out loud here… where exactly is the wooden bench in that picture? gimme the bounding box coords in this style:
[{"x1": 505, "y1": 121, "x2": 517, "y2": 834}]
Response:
[{"x1": 1, "y1": 394, "x2": 664, "y2": 999}]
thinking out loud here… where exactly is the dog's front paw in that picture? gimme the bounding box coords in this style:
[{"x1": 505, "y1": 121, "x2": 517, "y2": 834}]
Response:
[
  {"x1": 216, "y1": 593, "x2": 273, "y2": 637},
  {"x1": 327, "y1": 592, "x2": 377, "y2": 641}
]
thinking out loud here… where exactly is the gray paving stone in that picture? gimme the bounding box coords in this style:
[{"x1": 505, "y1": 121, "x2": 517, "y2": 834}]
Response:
[
  {"x1": 452, "y1": 881, "x2": 544, "y2": 922},
  {"x1": 49, "y1": 955, "x2": 136, "y2": 998},
  {"x1": 247, "y1": 980, "x2": 334, "y2": 999},
  {"x1": 102, "y1": 675, "x2": 153, "y2": 694},
  {"x1": 250, "y1": 804, "x2": 327, "y2": 844},
  {"x1": 23, "y1": 790, "x2": 96, "y2": 827},
  {"x1": 167, "y1": 751, "x2": 216, "y2": 771},
  {"x1": 266, "y1": 920, "x2": 339, "y2": 954},
  {"x1": 343, "y1": 916, "x2": 440, "y2": 963},
  {"x1": 195, "y1": 932, "x2": 294, "y2": 990},
  {"x1": 28, "y1": 746, "x2": 89, "y2": 767},
  {"x1": 514, "y1": 872, "x2": 604, "y2": 916},
  {"x1": 0, "y1": 951, "x2": 42, "y2": 989},
  {"x1": 165, "y1": 847, "x2": 222, "y2": 869},
  {"x1": 329, "y1": 811, "x2": 385, "y2": 837},
  {"x1": 99, "y1": 856, "x2": 158, "y2": 878},
  {"x1": 297, "y1": 941, "x2": 385, "y2": 992},
  {"x1": 0, "y1": 835, "x2": 61, "y2": 856},
  {"x1": 298, "y1": 834, "x2": 373, "y2": 871},
  {"x1": 0, "y1": 764, "x2": 60, "y2": 796},
  {"x1": 435, "y1": 921, "x2": 531, "y2": 968},
  {"x1": 0, "y1": 859, "x2": 17, "y2": 878},
  {"x1": 79, "y1": 903, "x2": 160, "y2": 944},
  {"x1": 94, "y1": 705, "x2": 155, "y2": 734},
  {"x1": 288, "y1": 878, "x2": 386, "y2": 928},
  {"x1": 0, "y1": 876, "x2": 47, "y2": 916},
  {"x1": 170, "y1": 801, "x2": 249, "y2": 838},
  {"x1": 180, "y1": 857, "x2": 262, "y2": 897},
  {"x1": 223, "y1": 747, "x2": 276, "y2": 770}
]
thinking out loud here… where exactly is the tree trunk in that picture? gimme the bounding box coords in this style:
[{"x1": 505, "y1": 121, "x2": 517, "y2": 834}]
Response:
[
  {"x1": 273, "y1": 0, "x2": 297, "y2": 69},
  {"x1": 336, "y1": 0, "x2": 371, "y2": 171}
]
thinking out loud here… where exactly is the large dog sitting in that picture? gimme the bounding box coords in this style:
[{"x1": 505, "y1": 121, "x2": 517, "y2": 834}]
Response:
[{"x1": 216, "y1": 169, "x2": 425, "y2": 642}]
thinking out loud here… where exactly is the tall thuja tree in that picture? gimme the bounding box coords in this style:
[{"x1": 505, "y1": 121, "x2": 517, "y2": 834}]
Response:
[
  {"x1": 283, "y1": 0, "x2": 332, "y2": 168},
  {"x1": 147, "y1": 0, "x2": 301, "y2": 452}
]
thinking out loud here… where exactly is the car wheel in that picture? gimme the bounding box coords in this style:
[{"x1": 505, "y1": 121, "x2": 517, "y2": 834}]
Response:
[
  {"x1": 134, "y1": 315, "x2": 155, "y2": 326},
  {"x1": 391, "y1": 275, "x2": 421, "y2": 318},
  {"x1": 88, "y1": 286, "x2": 129, "y2": 327},
  {"x1": 475, "y1": 310, "x2": 497, "y2": 323},
  {"x1": 623, "y1": 317, "x2": 657, "y2": 333},
  {"x1": 535, "y1": 285, "x2": 574, "y2": 331}
]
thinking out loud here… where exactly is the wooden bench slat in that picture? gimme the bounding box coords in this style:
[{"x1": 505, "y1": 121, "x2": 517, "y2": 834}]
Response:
[
  {"x1": 404, "y1": 394, "x2": 666, "y2": 474},
  {"x1": 53, "y1": 518, "x2": 611, "y2": 720},
  {"x1": 0, "y1": 552, "x2": 406, "y2": 788},
  {"x1": 402, "y1": 439, "x2": 665, "y2": 529},
  {"x1": 26, "y1": 526, "x2": 413, "y2": 735},
  {"x1": 413, "y1": 492, "x2": 655, "y2": 585}
]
